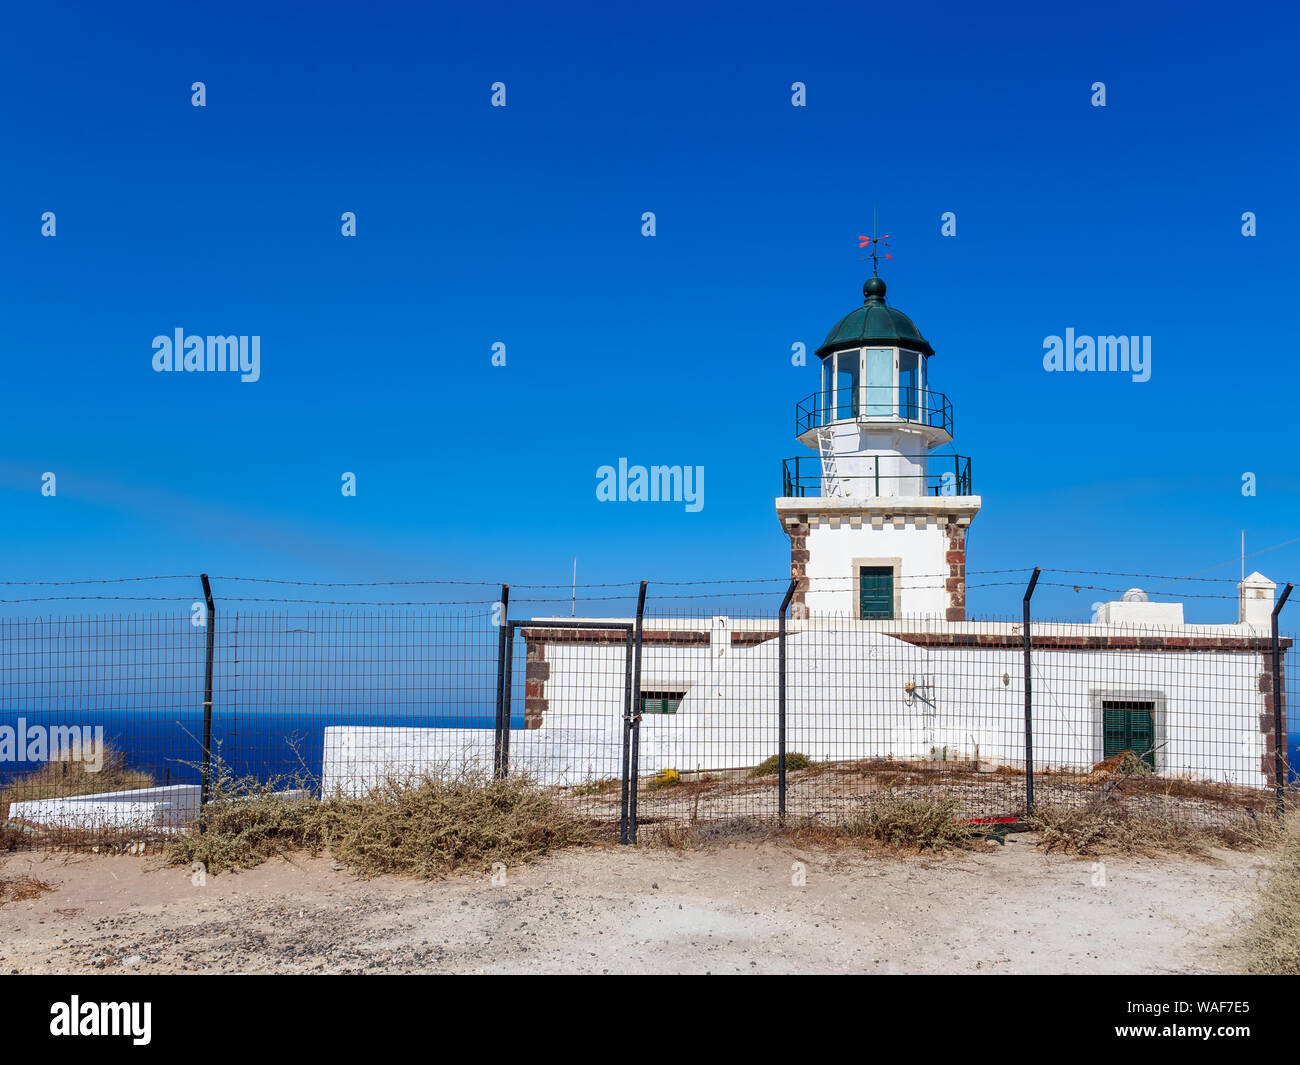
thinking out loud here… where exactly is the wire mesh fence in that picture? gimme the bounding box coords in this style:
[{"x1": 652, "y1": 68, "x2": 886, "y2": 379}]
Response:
[
  {"x1": 586, "y1": 610, "x2": 1292, "y2": 838},
  {"x1": 0, "y1": 573, "x2": 1295, "y2": 849}
]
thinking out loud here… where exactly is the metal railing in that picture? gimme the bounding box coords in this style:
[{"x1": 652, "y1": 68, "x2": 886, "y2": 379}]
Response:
[
  {"x1": 781, "y1": 454, "x2": 973, "y2": 497},
  {"x1": 796, "y1": 386, "x2": 953, "y2": 437}
]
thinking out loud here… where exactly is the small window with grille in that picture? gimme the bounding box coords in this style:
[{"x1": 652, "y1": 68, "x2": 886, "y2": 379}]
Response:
[{"x1": 640, "y1": 691, "x2": 685, "y2": 714}]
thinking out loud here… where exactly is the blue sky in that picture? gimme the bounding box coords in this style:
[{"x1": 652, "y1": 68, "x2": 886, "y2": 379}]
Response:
[{"x1": 1, "y1": 0, "x2": 1297, "y2": 621}]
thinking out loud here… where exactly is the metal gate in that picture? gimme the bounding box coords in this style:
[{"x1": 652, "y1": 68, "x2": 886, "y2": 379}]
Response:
[{"x1": 494, "y1": 584, "x2": 645, "y2": 843}]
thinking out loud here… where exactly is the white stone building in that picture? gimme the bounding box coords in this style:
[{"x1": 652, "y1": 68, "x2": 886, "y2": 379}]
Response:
[{"x1": 324, "y1": 273, "x2": 1288, "y2": 800}]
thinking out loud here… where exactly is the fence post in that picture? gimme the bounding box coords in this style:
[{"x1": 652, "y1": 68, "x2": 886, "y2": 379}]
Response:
[
  {"x1": 628, "y1": 581, "x2": 648, "y2": 843},
  {"x1": 1022, "y1": 567, "x2": 1041, "y2": 818},
  {"x1": 501, "y1": 623, "x2": 515, "y2": 776},
  {"x1": 619, "y1": 627, "x2": 634, "y2": 845},
  {"x1": 777, "y1": 577, "x2": 798, "y2": 820},
  {"x1": 493, "y1": 584, "x2": 509, "y2": 779},
  {"x1": 1271, "y1": 583, "x2": 1294, "y2": 816},
  {"x1": 199, "y1": 574, "x2": 216, "y2": 814}
]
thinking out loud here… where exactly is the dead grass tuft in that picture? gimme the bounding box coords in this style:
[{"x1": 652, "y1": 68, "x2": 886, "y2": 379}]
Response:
[
  {"x1": 1236, "y1": 814, "x2": 1300, "y2": 974},
  {"x1": 167, "y1": 761, "x2": 596, "y2": 878},
  {"x1": 641, "y1": 795, "x2": 984, "y2": 854},
  {"x1": 0, "y1": 872, "x2": 55, "y2": 905},
  {"x1": 1027, "y1": 799, "x2": 1278, "y2": 857},
  {"x1": 166, "y1": 768, "x2": 317, "y2": 874},
  {"x1": 309, "y1": 771, "x2": 595, "y2": 879},
  {"x1": 838, "y1": 790, "x2": 980, "y2": 851},
  {"x1": 0, "y1": 822, "x2": 30, "y2": 851}
]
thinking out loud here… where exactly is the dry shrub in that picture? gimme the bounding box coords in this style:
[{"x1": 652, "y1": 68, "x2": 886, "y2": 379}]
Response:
[
  {"x1": 1083, "y1": 750, "x2": 1153, "y2": 784},
  {"x1": 167, "y1": 765, "x2": 594, "y2": 878},
  {"x1": 749, "y1": 753, "x2": 812, "y2": 778},
  {"x1": 167, "y1": 773, "x2": 317, "y2": 874},
  {"x1": 1, "y1": 746, "x2": 154, "y2": 827},
  {"x1": 1027, "y1": 800, "x2": 1277, "y2": 857},
  {"x1": 0, "y1": 872, "x2": 55, "y2": 905},
  {"x1": 0, "y1": 822, "x2": 31, "y2": 851},
  {"x1": 1236, "y1": 815, "x2": 1300, "y2": 974},
  {"x1": 641, "y1": 798, "x2": 981, "y2": 854},
  {"x1": 841, "y1": 790, "x2": 979, "y2": 851},
  {"x1": 310, "y1": 771, "x2": 593, "y2": 879},
  {"x1": 1106, "y1": 773, "x2": 1264, "y2": 808}
]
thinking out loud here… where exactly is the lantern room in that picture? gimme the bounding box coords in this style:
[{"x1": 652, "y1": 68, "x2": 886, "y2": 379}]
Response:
[{"x1": 798, "y1": 276, "x2": 951, "y2": 447}]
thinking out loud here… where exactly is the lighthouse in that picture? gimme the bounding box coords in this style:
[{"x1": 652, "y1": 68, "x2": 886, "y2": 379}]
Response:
[{"x1": 778, "y1": 271, "x2": 980, "y2": 620}]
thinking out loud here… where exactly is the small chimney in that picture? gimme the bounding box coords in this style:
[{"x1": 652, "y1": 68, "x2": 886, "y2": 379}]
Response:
[{"x1": 1238, "y1": 571, "x2": 1276, "y2": 626}]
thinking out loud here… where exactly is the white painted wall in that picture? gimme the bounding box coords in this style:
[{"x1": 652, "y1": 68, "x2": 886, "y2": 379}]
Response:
[
  {"x1": 321, "y1": 623, "x2": 1273, "y2": 794},
  {"x1": 320, "y1": 726, "x2": 623, "y2": 795},
  {"x1": 803, "y1": 520, "x2": 949, "y2": 617},
  {"x1": 7, "y1": 784, "x2": 200, "y2": 831},
  {"x1": 8, "y1": 784, "x2": 313, "y2": 832}
]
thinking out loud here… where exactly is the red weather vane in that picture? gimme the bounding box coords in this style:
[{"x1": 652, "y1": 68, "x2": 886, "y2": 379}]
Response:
[{"x1": 858, "y1": 229, "x2": 891, "y2": 276}]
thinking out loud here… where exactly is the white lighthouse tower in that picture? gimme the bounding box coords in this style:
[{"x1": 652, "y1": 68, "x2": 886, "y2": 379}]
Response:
[{"x1": 777, "y1": 269, "x2": 980, "y2": 620}]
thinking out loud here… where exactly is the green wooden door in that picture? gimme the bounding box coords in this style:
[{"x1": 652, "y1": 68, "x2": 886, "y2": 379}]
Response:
[
  {"x1": 1102, "y1": 700, "x2": 1155, "y2": 768},
  {"x1": 859, "y1": 566, "x2": 894, "y2": 619}
]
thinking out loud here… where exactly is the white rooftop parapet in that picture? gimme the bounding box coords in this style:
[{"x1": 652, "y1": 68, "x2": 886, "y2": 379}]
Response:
[
  {"x1": 1094, "y1": 588, "x2": 1185, "y2": 626},
  {"x1": 1239, "y1": 571, "x2": 1276, "y2": 627}
]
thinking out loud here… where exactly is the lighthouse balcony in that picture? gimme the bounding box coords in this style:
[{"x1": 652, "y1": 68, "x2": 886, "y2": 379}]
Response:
[
  {"x1": 795, "y1": 387, "x2": 953, "y2": 445},
  {"x1": 781, "y1": 454, "x2": 972, "y2": 499}
]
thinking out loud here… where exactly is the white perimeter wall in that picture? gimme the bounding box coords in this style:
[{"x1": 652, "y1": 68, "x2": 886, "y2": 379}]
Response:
[{"x1": 322, "y1": 628, "x2": 1271, "y2": 793}]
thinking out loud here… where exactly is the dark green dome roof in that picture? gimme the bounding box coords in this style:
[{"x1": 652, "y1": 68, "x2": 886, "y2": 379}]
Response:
[{"x1": 815, "y1": 276, "x2": 934, "y2": 358}]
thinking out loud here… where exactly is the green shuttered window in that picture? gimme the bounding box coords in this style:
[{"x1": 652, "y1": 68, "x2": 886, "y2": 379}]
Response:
[
  {"x1": 1102, "y1": 700, "x2": 1156, "y2": 769},
  {"x1": 859, "y1": 566, "x2": 894, "y2": 620}
]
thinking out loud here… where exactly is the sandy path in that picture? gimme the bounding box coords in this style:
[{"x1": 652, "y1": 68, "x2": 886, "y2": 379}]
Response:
[{"x1": 0, "y1": 836, "x2": 1264, "y2": 975}]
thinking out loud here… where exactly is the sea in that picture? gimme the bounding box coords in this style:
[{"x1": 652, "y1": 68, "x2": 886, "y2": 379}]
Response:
[{"x1": 0, "y1": 706, "x2": 516, "y2": 789}]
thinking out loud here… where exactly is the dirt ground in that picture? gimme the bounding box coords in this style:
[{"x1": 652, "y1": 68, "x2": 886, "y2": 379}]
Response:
[{"x1": 0, "y1": 836, "x2": 1267, "y2": 975}]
